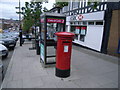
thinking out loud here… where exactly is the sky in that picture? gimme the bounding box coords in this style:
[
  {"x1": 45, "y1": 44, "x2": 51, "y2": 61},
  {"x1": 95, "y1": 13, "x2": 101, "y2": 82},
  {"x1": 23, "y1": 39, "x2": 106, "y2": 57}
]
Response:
[{"x1": 0, "y1": 0, "x2": 55, "y2": 20}]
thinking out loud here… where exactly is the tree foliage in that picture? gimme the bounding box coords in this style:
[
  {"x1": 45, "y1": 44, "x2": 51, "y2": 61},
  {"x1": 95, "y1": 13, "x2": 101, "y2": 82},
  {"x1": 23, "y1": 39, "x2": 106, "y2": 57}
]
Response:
[
  {"x1": 16, "y1": 2, "x2": 42, "y2": 33},
  {"x1": 53, "y1": 2, "x2": 68, "y2": 8},
  {"x1": 88, "y1": 1, "x2": 99, "y2": 9},
  {"x1": 43, "y1": 7, "x2": 48, "y2": 12}
]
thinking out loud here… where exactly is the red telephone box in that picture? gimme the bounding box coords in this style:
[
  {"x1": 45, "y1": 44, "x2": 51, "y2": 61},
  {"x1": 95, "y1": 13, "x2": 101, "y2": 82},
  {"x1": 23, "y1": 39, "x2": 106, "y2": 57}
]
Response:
[
  {"x1": 55, "y1": 32, "x2": 75, "y2": 78},
  {"x1": 40, "y1": 13, "x2": 66, "y2": 67}
]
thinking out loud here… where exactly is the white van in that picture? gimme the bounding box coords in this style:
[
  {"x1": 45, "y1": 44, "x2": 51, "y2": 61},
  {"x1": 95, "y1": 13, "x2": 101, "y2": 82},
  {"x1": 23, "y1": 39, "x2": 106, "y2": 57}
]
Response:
[
  {"x1": 0, "y1": 43, "x2": 8, "y2": 58},
  {"x1": 0, "y1": 59, "x2": 3, "y2": 86}
]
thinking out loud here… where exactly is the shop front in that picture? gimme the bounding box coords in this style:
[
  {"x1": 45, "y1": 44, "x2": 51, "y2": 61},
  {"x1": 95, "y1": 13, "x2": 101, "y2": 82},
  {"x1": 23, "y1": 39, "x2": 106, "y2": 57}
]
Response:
[{"x1": 66, "y1": 11, "x2": 105, "y2": 52}]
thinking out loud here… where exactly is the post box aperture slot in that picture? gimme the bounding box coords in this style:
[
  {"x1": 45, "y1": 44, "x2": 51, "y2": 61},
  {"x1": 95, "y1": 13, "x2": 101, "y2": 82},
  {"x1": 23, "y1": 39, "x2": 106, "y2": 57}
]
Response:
[{"x1": 62, "y1": 41, "x2": 71, "y2": 43}]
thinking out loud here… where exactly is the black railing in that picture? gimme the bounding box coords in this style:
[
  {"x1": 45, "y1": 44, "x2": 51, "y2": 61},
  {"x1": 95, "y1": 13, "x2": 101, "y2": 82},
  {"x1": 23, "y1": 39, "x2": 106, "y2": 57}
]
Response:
[{"x1": 62, "y1": 2, "x2": 107, "y2": 16}]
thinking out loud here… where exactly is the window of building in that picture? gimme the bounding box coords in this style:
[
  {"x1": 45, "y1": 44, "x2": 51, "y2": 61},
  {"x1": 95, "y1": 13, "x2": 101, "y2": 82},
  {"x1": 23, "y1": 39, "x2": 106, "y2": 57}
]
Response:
[
  {"x1": 75, "y1": 22, "x2": 78, "y2": 25},
  {"x1": 80, "y1": 35, "x2": 85, "y2": 42},
  {"x1": 83, "y1": 21, "x2": 87, "y2": 25},
  {"x1": 70, "y1": 22, "x2": 73, "y2": 25},
  {"x1": 79, "y1": 26, "x2": 87, "y2": 42},
  {"x1": 75, "y1": 34, "x2": 78, "y2": 40},
  {"x1": 96, "y1": 21, "x2": 103, "y2": 25},
  {"x1": 88, "y1": 21, "x2": 94, "y2": 25},
  {"x1": 70, "y1": 26, "x2": 75, "y2": 33}
]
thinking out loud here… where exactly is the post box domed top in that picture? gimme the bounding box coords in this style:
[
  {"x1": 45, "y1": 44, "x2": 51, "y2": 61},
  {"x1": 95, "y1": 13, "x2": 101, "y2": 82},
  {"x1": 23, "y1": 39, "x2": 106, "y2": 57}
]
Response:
[{"x1": 55, "y1": 32, "x2": 75, "y2": 37}]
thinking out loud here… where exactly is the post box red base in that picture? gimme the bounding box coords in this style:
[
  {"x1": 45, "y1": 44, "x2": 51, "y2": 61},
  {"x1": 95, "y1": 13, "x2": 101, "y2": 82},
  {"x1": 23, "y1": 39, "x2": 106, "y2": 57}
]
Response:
[{"x1": 55, "y1": 68, "x2": 70, "y2": 78}]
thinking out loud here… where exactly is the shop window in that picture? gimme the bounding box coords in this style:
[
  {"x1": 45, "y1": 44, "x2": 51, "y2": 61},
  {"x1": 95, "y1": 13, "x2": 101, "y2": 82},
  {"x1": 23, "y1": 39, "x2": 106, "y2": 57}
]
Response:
[
  {"x1": 80, "y1": 29, "x2": 86, "y2": 35},
  {"x1": 71, "y1": 26, "x2": 87, "y2": 42},
  {"x1": 73, "y1": 22, "x2": 76, "y2": 25},
  {"x1": 71, "y1": 26, "x2": 75, "y2": 33},
  {"x1": 78, "y1": 22, "x2": 83, "y2": 25},
  {"x1": 75, "y1": 22, "x2": 78, "y2": 25},
  {"x1": 75, "y1": 34, "x2": 78, "y2": 40},
  {"x1": 80, "y1": 35, "x2": 85, "y2": 42},
  {"x1": 70, "y1": 22, "x2": 74, "y2": 25},
  {"x1": 75, "y1": 27, "x2": 80, "y2": 34},
  {"x1": 96, "y1": 21, "x2": 103, "y2": 25},
  {"x1": 88, "y1": 22, "x2": 94, "y2": 25},
  {"x1": 83, "y1": 21, "x2": 87, "y2": 25},
  {"x1": 79, "y1": 27, "x2": 87, "y2": 42}
]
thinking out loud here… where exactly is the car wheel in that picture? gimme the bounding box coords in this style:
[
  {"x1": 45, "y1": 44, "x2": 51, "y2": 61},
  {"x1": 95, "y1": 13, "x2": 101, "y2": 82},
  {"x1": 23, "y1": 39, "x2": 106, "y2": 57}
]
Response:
[
  {"x1": 14, "y1": 43, "x2": 16, "y2": 46},
  {"x1": 11, "y1": 46, "x2": 15, "y2": 50}
]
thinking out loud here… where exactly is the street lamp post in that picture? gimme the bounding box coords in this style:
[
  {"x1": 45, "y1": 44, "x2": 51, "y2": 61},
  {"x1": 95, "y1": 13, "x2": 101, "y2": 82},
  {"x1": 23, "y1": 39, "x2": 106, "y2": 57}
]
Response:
[{"x1": 19, "y1": 0, "x2": 22, "y2": 46}]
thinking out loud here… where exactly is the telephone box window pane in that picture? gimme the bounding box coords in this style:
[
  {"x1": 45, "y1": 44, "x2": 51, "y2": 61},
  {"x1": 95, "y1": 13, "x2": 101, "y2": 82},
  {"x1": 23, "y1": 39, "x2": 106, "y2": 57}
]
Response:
[
  {"x1": 88, "y1": 22, "x2": 94, "y2": 25},
  {"x1": 47, "y1": 46, "x2": 56, "y2": 56},
  {"x1": 41, "y1": 23, "x2": 45, "y2": 40},
  {"x1": 47, "y1": 23, "x2": 64, "y2": 40},
  {"x1": 96, "y1": 21, "x2": 103, "y2": 25}
]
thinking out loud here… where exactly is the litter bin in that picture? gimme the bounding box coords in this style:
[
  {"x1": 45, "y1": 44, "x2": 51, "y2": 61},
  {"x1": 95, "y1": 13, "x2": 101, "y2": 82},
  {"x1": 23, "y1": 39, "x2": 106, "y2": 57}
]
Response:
[{"x1": 55, "y1": 32, "x2": 75, "y2": 78}]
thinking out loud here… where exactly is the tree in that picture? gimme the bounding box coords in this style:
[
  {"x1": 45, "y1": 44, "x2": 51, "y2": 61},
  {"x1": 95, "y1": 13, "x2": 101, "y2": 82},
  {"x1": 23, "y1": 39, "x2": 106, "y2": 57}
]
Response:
[
  {"x1": 43, "y1": 7, "x2": 48, "y2": 12},
  {"x1": 16, "y1": 2, "x2": 42, "y2": 34},
  {"x1": 21, "y1": 2, "x2": 34, "y2": 33},
  {"x1": 53, "y1": 2, "x2": 68, "y2": 8},
  {"x1": 88, "y1": 1, "x2": 100, "y2": 9}
]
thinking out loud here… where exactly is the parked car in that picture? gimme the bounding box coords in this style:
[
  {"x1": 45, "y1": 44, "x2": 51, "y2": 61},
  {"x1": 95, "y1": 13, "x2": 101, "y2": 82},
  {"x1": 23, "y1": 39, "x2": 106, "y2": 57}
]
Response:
[
  {"x1": 23, "y1": 34, "x2": 32, "y2": 41},
  {"x1": 0, "y1": 44, "x2": 8, "y2": 58},
  {"x1": 3, "y1": 33, "x2": 18, "y2": 42},
  {"x1": 0, "y1": 34, "x2": 16, "y2": 50},
  {"x1": 2, "y1": 38, "x2": 16, "y2": 50},
  {"x1": 0, "y1": 59, "x2": 3, "y2": 83}
]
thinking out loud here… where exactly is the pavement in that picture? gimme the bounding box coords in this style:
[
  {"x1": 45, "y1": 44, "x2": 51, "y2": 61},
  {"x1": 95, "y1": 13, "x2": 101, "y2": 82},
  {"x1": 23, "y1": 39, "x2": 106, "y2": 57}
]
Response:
[{"x1": 1, "y1": 41, "x2": 119, "y2": 88}]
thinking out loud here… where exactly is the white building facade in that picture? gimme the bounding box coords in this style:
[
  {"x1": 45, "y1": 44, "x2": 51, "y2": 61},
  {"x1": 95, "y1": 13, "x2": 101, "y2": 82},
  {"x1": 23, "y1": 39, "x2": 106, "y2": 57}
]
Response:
[
  {"x1": 48, "y1": 1, "x2": 120, "y2": 56},
  {"x1": 61, "y1": 0, "x2": 108, "y2": 52}
]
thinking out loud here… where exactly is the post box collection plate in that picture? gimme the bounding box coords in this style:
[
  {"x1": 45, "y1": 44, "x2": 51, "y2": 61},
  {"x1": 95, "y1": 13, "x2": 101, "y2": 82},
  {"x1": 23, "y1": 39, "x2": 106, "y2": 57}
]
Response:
[{"x1": 64, "y1": 46, "x2": 69, "y2": 52}]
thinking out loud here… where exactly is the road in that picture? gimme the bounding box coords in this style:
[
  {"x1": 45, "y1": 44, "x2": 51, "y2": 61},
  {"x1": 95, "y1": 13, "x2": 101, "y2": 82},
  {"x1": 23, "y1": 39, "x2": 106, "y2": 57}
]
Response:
[{"x1": 2, "y1": 49, "x2": 14, "y2": 79}]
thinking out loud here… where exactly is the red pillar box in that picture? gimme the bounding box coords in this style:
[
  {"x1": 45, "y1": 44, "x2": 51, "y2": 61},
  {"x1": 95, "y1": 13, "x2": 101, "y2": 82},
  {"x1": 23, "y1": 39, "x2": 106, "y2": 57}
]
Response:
[{"x1": 55, "y1": 32, "x2": 75, "y2": 78}]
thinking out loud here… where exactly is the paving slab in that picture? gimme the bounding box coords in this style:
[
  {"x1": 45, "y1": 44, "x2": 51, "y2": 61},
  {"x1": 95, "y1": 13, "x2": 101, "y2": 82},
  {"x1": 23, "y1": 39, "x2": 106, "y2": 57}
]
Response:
[{"x1": 1, "y1": 42, "x2": 118, "y2": 88}]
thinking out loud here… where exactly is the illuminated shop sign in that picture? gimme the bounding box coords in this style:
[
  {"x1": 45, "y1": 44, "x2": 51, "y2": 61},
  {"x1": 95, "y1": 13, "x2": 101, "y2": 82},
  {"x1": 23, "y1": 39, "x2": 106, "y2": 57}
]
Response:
[
  {"x1": 69, "y1": 11, "x2": 105, "y2": 22},
  {"x1": 47, "y1": 18, "x2": 64, "y2": 23},
  {"x1": 77, "y1": 15, "x2": 84, "y2": 20}
]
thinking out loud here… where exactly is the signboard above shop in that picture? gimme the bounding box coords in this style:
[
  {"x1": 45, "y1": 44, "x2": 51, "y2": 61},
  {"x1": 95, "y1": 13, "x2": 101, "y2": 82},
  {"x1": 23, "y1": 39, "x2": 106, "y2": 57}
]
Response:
[
  {"x1": 47, "y1": 18, "x2": 65, "y2": 23},
  {"x1": 67, "y1": 11, "x2": 105, "y2": 22}
]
